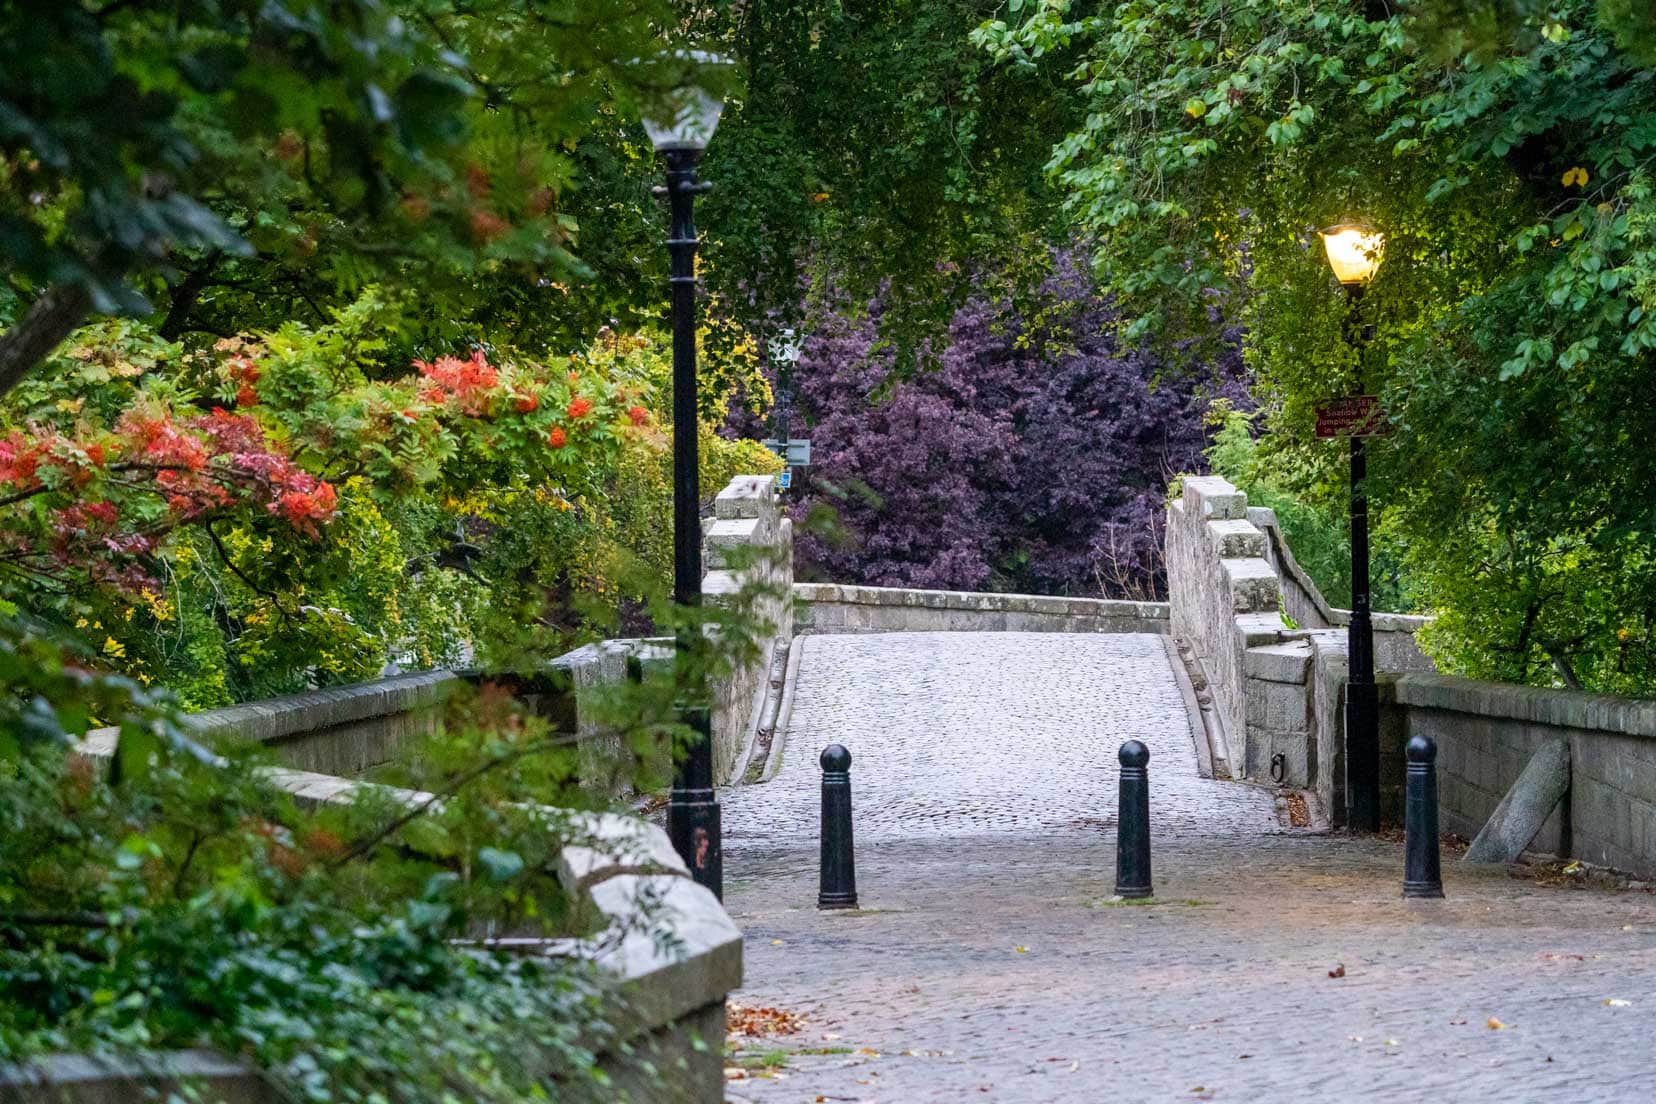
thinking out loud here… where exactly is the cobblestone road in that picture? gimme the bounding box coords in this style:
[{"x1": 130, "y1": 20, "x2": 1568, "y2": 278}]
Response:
[{"x1": 719, "y1": 632, "x2": 1656, "y2": 1102}]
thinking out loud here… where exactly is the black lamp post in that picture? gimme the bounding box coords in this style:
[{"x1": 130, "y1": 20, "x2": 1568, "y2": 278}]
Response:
[
  {"x1": 1319, "y1": 222, "x2": 1385, "y2": 833},
  {"x1": 646, "y1": 57, "x2": 728, "y2": 898}
]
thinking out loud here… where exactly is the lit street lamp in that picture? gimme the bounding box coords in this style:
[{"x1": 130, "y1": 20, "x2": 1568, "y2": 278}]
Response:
[
  {"x1": 646, "y1": 54, "x2": 728, "y2": 899},
  {"x1": 1319, "y1": 222, "x2": 1385, "y2": 833}
]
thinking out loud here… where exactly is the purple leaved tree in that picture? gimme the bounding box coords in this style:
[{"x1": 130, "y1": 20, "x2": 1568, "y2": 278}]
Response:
[{"x1": 783, "y1": 251, "x2": 1246, "y2": 599}]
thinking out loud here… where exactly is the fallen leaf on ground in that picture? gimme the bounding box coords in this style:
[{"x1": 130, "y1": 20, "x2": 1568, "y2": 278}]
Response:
[
  {"x1": 1328, "y1": 964, "x2": 1346, "y2": 978},
  {"x1": 724, "y1": 1068, "x2": 747, "y2": 1080},
  {"x1": 1606, "y1": 998, "x2": 1632, "y2": 1007},
  {"x1": 855, "y1": 1047, "x2": 880, "y2": 1057},
  {"x1": 1487, "y1": 1018, "x2": 1508, "y2": 1030},
  {"x1": 1015, "y1": 946, "x2": 1028, "y2": 953},
  {"x1": 727, "y1": 1002, "x2": 804, "y2": 1038}
]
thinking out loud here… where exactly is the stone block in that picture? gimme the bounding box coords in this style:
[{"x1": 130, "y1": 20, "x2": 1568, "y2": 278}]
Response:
[
  {"x1": 714, "y1": 474, "x2": 774, "y2": 519},
  {"x1": 1244, "y1": 642, "x2": 1311, "y2": 684},
  {"x1": 1207, "y1": 518, "x2": 1267, "y2": 558},
  {"x1": 1465, "y1": 738, "x2": 1569, "y2": 864},
  {"x1": 1221, "y1": 558, "x2": 1280, "y2": 613},
  {"x1": 1182, "y1": 475, "x2": 1248, "y2": 520},
  {"x1": 703, "y1": 518, "x2": 759, "y2": 568}
]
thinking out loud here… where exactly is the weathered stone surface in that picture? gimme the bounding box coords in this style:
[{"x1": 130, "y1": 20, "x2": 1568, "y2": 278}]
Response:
[
  {"x1": 1464, "y1": 738, "x2": 1571, "y2": 864},
  {"x1": 721, "y1": 628, "x2": 1656, "y2": 1103},
  {"x1": 790, "y1": 583, "x2": 1171, "y2": 636},
  {"x1": 1244, "y1": 641, "x2": 1312, "y2": 684}
]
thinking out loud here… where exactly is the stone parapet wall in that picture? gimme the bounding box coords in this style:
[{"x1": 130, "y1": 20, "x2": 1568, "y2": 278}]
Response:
[
  {"x1": 30, "y1": 738, "x2": 742, "y2": 1104},
  {"x1": 1166, "y1": 477, "x2": 1296, "y2": 781},
  {"x1": 181, "y1": 669, "x2": 462, "y2": 776},
  {"x1": 1381, "y1": 674, "x2": 1656, "y2": 876},
  {"x1": 703, "y1": 475, "x2": 794, "y2": 781},
  {"x1": 1167, "y1": 476, "x2": 1436, "y2": 811},
  {"x1": 794, "y1": 583, "x2": 1169, "y2": 635},
  {"x1": 551, "y1": 475, "x2": 794, "y2": 788},
  {"x1": 1248, "y1": 505, "x2": 1435, "y2": 672}
]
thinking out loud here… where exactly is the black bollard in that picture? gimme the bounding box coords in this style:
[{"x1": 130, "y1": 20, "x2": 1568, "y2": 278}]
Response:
[
  {"x1": 818, "y1": 744, "x2": 858, "y2": 910},
  {"x1": 1115, "y1": 740, "x2": 1153, "y2": 899},
  {"x1": 1403, "y1": 735, "x2": 1445, "y2": 899}
]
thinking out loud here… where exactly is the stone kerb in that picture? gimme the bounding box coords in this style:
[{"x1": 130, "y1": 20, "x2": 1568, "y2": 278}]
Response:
[
  {"x1": 32, "y1": 742, "x2": 742, "y2": 1104},
  {"x1": 793, "y1": 583, "x2": 1170, "y2": 635}
]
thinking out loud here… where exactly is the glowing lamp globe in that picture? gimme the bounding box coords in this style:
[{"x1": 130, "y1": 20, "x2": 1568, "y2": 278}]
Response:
[{"x1": 1318, "y1": 224, "x2": 1385, "y2": 286}]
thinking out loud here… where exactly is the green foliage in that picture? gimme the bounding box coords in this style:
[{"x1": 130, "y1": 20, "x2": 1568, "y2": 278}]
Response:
[
  {"x1": 0, "y1": 621, "x2": 668, "y2": 1099},
  {"x1": 988, "y1": 0, "x2": 1656, "y2": 692},
  {"x1": 687, "y1": 0, "x2": 1084, "y2": 359},
  {"x1": 0, "y1": 294, "x2": 776, "y2": 701},
  {"x1": 0, "y1": 0, "x2": 685, "y2": 329}
]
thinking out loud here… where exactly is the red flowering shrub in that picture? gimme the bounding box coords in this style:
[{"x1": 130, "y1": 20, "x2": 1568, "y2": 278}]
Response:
[
  {"x1": 566, "y1": 397, "x2": 592, "y2": 419},
  {"x1": 548, "y1": 426, "x2": 567, "y2": 448}
]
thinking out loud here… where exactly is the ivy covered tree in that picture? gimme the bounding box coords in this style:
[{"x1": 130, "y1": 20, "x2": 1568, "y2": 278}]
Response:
[{"x1": 982, "y1": 0, "x2": 1656, "y2": 692}]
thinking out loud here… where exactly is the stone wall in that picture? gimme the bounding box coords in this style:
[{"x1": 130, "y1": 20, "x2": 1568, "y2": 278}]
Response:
[
  {"x1": 703, "y1": 475, "x2": 794, "y2": 782},
  {"x1": 182, "y1": 669, "x2": 462, "y2": 776},
  {"x1": 1166, "y1": 476, "x2": 1435, "y2": 813},
  {"x1": 1250, "y1": 505, "x2": 1434, "y2": 672},
  {"x1": 552, "y1": 475, "x2": 794, "y2": 787},
  {"x1": 794, "y1": 583, "x2": 1169, "y2": 635},
  {"x1": 1380, "y1": 674, "x2": 1656, "y2": 876},
  {"x1": 1166, "y1": 477, "x2": 1297, "y2": 782},
  {"x1": 26, "y1": 737, "x2": 743, "y2": 1104}
]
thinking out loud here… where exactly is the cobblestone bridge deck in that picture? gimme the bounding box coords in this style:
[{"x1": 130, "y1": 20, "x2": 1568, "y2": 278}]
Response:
[{"x1": 720, "y1": 632, "x2": 1656, "y2": 1102}]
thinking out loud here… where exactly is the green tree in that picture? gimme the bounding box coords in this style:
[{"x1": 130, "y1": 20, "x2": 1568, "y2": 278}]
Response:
[
  {"x1": 0, "y1": 0, "x2": 694, "y2": 394},
  {"x1": 984, "y1": 0, "x2": 1656, "y2": 693}
]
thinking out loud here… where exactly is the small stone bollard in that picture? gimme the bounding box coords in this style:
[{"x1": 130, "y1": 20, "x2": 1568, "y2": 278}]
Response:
[
  {"x1": 1115, "y1": 740, "x2": 1153, "y2": 899},
  {"x1": 818, "y1": 744, "x2": 858, "y2": 910},
  {"x1": 1403, "y1": 735, "x2": 1445, "y2": 899}
]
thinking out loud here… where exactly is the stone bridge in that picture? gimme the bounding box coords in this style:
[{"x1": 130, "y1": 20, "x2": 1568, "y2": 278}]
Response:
[
  {"x1": 71, "y1": 472, "x2": 1656, "y2": 1102},
  {"x1": 697, "y1": 472, "x2": 1656, "y2": 1101}
]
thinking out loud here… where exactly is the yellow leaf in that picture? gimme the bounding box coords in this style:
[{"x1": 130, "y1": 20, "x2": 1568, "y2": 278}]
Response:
[
  {"x1": 1487, "y1": 1017, "x2": 1508, "y2": 1030},
  {"x1": 1185, "y1": 97, "x2": 1207, "y2": 118},
  {"x1": 1562, "y1": 166, "x2": 1589, "y2": 188}
]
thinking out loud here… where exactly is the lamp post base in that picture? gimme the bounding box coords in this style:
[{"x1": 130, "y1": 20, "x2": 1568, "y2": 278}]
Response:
[{"x1": 668, "y1": 792, "x2": 723, "y2": 900}]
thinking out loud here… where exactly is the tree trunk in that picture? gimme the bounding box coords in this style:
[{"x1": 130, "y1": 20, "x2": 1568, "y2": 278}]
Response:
[
  {"x1": 157, "y1": 251, "x2": 223, "y2": 341},
  {"x1": 0, "y1": 283, "x2": 95, "y2": 400}
]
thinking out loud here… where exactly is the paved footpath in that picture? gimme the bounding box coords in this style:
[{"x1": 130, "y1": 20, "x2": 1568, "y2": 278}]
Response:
[{"x1": 718, "y1": 632, "x2": 1656, "y2": 1103}]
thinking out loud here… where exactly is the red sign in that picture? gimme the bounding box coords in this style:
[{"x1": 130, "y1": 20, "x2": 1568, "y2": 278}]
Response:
[{"x1": 1315, "y1": 395, "x2": 1389, "y2": 438}]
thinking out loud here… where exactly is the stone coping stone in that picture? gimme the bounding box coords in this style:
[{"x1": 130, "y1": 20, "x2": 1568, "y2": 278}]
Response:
[
  {"x1": 1393, "y1": 673, "x2": 1656, "y2": 739},
  {"x1": 1244, "y1": 641, "x2": 1312, "y2": 684},
  {"x1": 714, "y1": 474, "x2": 776, "y2": 519},
  {"x1": 793, "y1": 583, "x2": 1169, "y2": 620},
  {"x1": 0, "y1": 1050, "x2": 277, "y2": 1104},
  {"x1": 1181, "y1": 475, "x2": 1248, "y2": 520},
  {"x1": 183, "y1": 669, "x2": 460, "y2": 746},
  {"x1": 39, "y1": 749, "x2": 742, "y2": 1101}
]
